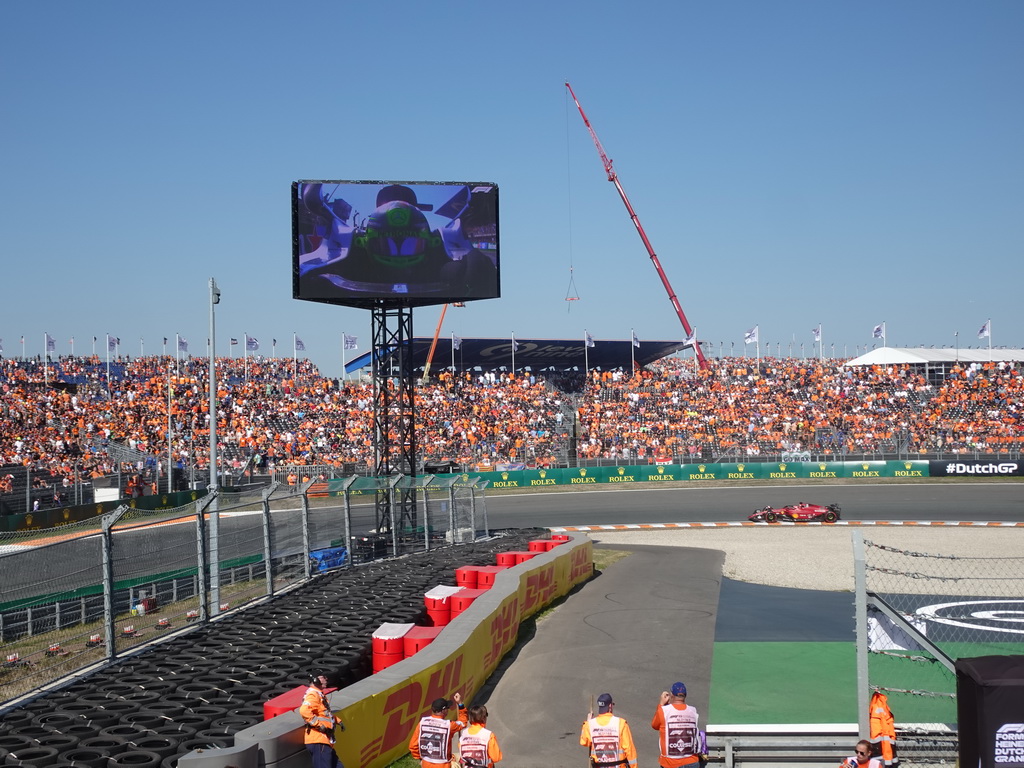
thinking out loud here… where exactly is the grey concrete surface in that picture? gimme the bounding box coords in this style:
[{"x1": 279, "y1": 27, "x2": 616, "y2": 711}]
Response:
[{"x1": 479, "y1": 543, "x2": 724, "y2": 768}]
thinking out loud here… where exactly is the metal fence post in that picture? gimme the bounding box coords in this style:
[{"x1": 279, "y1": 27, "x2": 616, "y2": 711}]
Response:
[
  {"x1": 195, "y1": 493, "x2": 217, "y2": 623},
  {"x1": 300, "y1": 480, "x2": 313, "y2": 580},
  {"x1": 853, "y1": 530, "x2": 869, "y2": 738},
  {"x1": 262, "y1": 481, "x2": 280, "y2": 597},
  {"x1": 101, "y1": 504, "x2": 129, "y2": 662},
  {"x1": 341, "y1": 477, "x2": 356, "y2": 568}
]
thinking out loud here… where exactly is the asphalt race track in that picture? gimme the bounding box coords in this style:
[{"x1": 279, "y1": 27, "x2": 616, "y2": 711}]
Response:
[{"x1": 484, "y1": 481, "x2": 1024, "y2": 528}]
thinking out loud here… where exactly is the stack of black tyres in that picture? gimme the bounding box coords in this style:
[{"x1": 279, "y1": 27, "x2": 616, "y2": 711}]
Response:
[{"x1": 0, "y1": 529, "x2": 547, "y2": 767}]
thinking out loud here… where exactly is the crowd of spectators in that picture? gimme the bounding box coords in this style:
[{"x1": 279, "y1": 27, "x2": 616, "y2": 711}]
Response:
[{"x1": 1, "y1": 353, "x2": 1022, "y2": 511}]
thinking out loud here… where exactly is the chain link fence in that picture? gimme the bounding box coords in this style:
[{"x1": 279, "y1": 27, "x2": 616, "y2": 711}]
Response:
[
  {"x1": 854, "y1": 530, "x2": 1024, "y2": 762},
  {"x1": 0, "y1": 475, "x2": 489, "y2": 706}
]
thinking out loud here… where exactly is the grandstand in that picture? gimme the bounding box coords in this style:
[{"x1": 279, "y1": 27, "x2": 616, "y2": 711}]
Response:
[{"x1": 2, "y1": 350, "x2": 1022, "y2": 517}]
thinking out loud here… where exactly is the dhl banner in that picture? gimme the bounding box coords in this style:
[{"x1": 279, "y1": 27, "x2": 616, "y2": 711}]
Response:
[
  {"x1": 214, "y1": 536, "x2": 594, "y2": 768},
  {"x1": 337, "y1": 537, "x2": 592, "y2": 767}
]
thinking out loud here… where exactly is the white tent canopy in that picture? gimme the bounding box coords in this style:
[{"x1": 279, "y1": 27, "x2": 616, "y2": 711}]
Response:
[{"x1": 843, "y1": 347, "x2": 1024, "y2": 367}]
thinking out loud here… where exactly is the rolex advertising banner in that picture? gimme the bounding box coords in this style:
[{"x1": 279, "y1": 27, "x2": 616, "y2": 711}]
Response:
[
  {"x1": 683, "y1": 462, "x2": 764, "y2": 481},
  {"x1": 803, "y1": 462, "x2": 847, "y2": 480},
  {"x1": 563, "y1": 466, "x2": 606, "y2": 485},
  {"x1": 637, "y1": 464, "x2": 685, "y2": 483},
  {"x1": 887, "y1": 460, "x2": 929, "y2": 478},
  {"x1": 842, "y1": 461, "x2": 888, "y2": 479}
]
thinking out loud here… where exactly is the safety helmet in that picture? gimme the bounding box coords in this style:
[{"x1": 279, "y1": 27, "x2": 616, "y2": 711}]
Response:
[
  {"x1": 308, "y1": 669, "x2": 327, "y2": 685},
  {"x1": 362, "y1": 201, "x2": 436, "y2": 268}
]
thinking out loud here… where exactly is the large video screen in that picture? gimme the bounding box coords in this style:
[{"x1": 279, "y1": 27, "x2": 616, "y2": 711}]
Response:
[{"x1": 293, "y1": 180, "x2": 500, "y2": 308}]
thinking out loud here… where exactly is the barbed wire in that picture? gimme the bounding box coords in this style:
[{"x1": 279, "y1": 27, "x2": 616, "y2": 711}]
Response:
[
  {"x1": 867, "y1": 565, "x2": 968, "y2": 582},
  {"x1": 866, "y1": 540, "x2": 1024, "y2": 562},
  {"x1": 871, "y1": 685, "x2": 955, "y2": 699},
  {"x1": 870, "y1": 649, "x2": 943, "y2": 664}
]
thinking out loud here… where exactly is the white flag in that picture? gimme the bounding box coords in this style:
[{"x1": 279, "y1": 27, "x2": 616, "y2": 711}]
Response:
[
  {"x1": 744, "y1": 325, "x2": 759, "y2": 345},
  {"x1": 872, "y1": 323, "x2": 884, "y2": 340},
  {"x1": 812, "y1": 325, "x2": 821, "y2": 343},
  {"x1": 177, "y1": 337, "x2": 188, "y2": 352},
  {"x1": 978, "y1": 320, "x2": 991, "y2": 339},
  {"x1": 343, "y1": 334, "x2": 358, "y2": 351},
  {"x1": 683, "y1": 328, "x2": 697, "y2": 348},
  {"x1": 295, "y1": 335, "x2": 306, "y2": 351},
  {"x1": 108, "y1": 335, "x2": 117, "y2": 351},
  {"x1": 631, "y1": 331, "x2": 640, "y2": 349},
  {"x1": 585, "y1": 332, "x2": 595, "y2": 348},
  {"x1": 452, "y1": 335, "x2": 462, "y2": 351},
  {"x1": 512, "y1": 335, "x2": 520, "y2": 352},
  {"x1": 246, "y1": 336, "x2": 259, "y2": 351},
  {"x1": 45, "y1": 333, "x2": 56, "y2": 352}
]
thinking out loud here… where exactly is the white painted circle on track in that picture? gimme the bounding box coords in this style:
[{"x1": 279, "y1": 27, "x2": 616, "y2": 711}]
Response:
[{"x1": 915, "y1": 600, "x2": 1024, "y2": 634}]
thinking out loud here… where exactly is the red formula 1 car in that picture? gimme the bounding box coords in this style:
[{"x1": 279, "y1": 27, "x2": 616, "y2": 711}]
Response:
[{"x1": 749, "y1": 502, "x2": 842, "y2": 523}]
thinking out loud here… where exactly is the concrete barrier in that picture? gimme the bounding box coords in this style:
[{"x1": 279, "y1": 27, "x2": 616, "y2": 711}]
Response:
[{"x1": 178, "y1": 533, "x2": 594, "y2": 768}]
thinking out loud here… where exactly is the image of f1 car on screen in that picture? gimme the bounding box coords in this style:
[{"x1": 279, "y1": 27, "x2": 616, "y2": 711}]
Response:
[
  {"x1": 748, "y1": 502, "x2": 842, "y2": 523},
  {"x1": 295, "y1": 182, "x2": 498, "y2": 303}
]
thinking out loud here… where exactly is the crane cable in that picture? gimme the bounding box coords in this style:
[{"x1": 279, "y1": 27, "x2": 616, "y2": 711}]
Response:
[{"x1": 564, "y1": 85, "x2": 580, "y2": 309}]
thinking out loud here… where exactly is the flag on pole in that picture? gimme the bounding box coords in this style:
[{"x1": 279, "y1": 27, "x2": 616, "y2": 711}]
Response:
[
  {"x1": 45, "y1": 333, "x2": 56, "y2": 352},
  {"x1": 585, "y1": 331, "x2": 595, "y2": 348},
  {"x1": 744, "y1": 325, "x2": 759, "y2": 344},
  {"x1": 163, "y1": 337, "x2": 168, "y2": 345},
  {"x1": 978, "y1": 320, "x2": 991, "y2": 339},
  {"x1": 272, "y1": 338, "x2": 277, "y2": 346},
  {"x1": 108, "y1": 335, "x2": 117, "y2": 351},
  {"x1": 683, "y1": 328, "x2": 697, "y2": 348},
  {"x1": 452, "y1": 335, "x2": 463, "y2": 351},
  {"x1": 295, "y1": 335, "x2": 306, "y2": 351},
  {"x1": 812, "y1": 325, "x2": 821, "y2": 343},
  {"x1": 246, "y1": 337, "x2": 259, "y2": 351},
  {"x1": 872, "y1": 323, "x2": 885, "y2": 340},
  {"x1": 0, "y1": 339, "x2": 3, "y2": 353},
  {"x1": 230, "y1": 338, "x2": 238, "y2": 346},
  {"x1": 177, "y1": 337, "x2": 188, "y2": 352},
  {"x1": 343, "y1": 334, "x2": 358, "y2": 350},
  {"x1": 631, "y1": 331, "x2": 640, "y2": 348},
  {"x1": 512, "y1": 335, "x2": 520, "y2": 352}
]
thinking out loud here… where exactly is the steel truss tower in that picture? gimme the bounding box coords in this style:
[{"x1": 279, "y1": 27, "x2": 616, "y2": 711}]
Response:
[{"x1": 371, "y1": 303, "x2": 418, "y2": 533}]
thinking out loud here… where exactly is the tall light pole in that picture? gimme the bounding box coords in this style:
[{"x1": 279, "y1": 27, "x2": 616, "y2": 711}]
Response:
[{"x1": 208, "y1": 277, "x2": 221, "y2": 615}]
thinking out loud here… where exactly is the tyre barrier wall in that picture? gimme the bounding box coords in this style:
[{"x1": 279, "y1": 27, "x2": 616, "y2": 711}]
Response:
[
  {"x1": 0, "y1": 531, "x2": 562, "y2": 768},
  {"x1": 176, "y1": 533, "x2": 594, "y2": 768}
]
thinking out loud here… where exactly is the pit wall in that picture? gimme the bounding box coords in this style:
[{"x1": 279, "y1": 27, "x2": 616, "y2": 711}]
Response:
[
  {"x1": 178, "y1": 534, "x2": 594, "y2": 768},
  {"x1": 457, "y1": 458, "x2": 1024, "y2": 488}
]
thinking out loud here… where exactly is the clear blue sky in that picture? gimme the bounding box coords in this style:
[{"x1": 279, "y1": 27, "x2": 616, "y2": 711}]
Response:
[{"x1": 2, "y1": 1, "x2": 1021, "y2": 376}]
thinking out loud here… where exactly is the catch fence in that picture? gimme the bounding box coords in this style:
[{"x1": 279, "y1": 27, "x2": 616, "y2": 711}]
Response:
[
  {"x1": 0, "y1": 474, "x2": 488, "y2": 706},
  {"x1": 854, "y1": 529, "x2": 1024, "y2": 763}
]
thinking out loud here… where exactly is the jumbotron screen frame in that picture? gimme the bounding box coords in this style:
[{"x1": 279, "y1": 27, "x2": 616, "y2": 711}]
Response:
[{"x1": 292, "y1": 179, "x2": 500, "y2": 308}]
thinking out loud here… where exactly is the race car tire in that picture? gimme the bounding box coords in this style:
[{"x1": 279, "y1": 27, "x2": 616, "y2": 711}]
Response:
[
  {"x1": 765, "y1": 512, "x2": 777, "y2": 523},
  {"x1": 824, "y1": 511, "x2": 838, "y2": 523}
]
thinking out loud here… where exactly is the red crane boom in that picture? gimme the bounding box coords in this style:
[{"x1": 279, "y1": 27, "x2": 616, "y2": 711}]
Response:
[{"x1": 565, "y1": 82, "x2": 708, "y2": 370}]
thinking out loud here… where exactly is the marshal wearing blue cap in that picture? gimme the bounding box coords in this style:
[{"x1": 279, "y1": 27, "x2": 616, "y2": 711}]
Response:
[{"x1": 651, "y1": 682, "x2": 705, "y2": 768}]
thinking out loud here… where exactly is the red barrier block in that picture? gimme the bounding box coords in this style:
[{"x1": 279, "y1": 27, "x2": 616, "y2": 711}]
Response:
[
  {"x1": 403, "y1": 626, "x2": 443, "y2": 657},
  {"x1": 514, "y1": 551, "x2": 540, "y2": 564},
  {"x1": 455, "y1": 565, "x2": 483, "y2": 588},
  {"x1": 264, "y1": 683, "x2": 337, "y2": 720},
  {"x1": 372, "y1": 622, "x2": 415, "y2": 673},
  {"x1": 372, "y1": 622, "x2": 416, "y2": 655},
  {"x1": 528, "y1": 539, "x2": 554, "y2": 552},
  {"x1": 495, "y1": 551, "x2": 518, "y2": 566},
  {"x1": 551, "y1": 534, "x2": 571, "y2": 541},
  {"x1": 450, "y1": 588, "x2": 488, "y2": 620},
  {"x1": 424, "y1": 585, "x2": 464, "y2": 627},
  {"x1": 474, "y1": 565, "x2": 510, "y2": 590}
]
